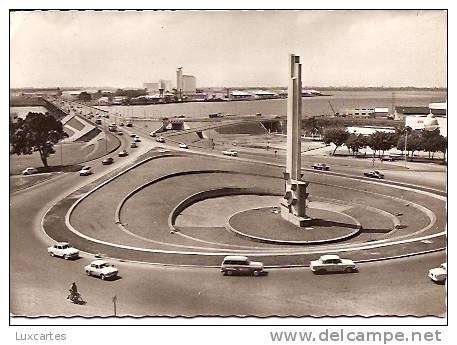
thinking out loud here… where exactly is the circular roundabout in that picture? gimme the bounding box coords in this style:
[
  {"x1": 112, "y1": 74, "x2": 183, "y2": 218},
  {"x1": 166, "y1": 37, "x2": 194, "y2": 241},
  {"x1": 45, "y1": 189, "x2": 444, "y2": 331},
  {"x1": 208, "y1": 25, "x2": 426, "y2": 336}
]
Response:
[{"x1": 43, "y1": 151, "x2": 446, "y2": 267}]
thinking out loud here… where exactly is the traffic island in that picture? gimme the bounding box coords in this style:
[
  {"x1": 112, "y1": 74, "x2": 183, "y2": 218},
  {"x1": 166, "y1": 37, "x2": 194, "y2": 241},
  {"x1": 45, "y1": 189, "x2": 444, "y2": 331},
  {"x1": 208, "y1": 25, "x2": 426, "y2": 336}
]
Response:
[{"x1": 227, "y1": 206, "x2": 362, "y2": 245}]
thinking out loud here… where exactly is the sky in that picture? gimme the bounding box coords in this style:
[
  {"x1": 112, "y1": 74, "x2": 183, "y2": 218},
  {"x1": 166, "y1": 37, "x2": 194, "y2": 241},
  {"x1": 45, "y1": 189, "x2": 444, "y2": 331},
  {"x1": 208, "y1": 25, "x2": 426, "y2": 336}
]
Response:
[{"x1": 10, "y1": 10, "x2": 447, "y2": 89}]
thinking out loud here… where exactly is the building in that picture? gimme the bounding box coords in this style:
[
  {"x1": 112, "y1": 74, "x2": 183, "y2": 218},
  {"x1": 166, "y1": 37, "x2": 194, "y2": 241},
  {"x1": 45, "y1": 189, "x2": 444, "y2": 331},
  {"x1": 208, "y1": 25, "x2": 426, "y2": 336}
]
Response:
[
  {"x1": 404, "y1": 102, "x2": 447, "y2": 137},
  {"x1": 346, "y1": 126, "x2": 396, "y2": 136},
  {"x1": 159, "y1": 79, "x2": 172, "y2": 93},
  {"x1": 339, "y1": 107, "x2": 375, "y2": 118},
  {"x1": 143, "y1": 83, "x2": 159, "y2": 93},
  {"x1": 374, "y1": 107, "x2": 391, "y2": 118},
  {"x1": 252, "y1": 90, "x2": 278, "y2": 99},
  {"x1": 394, "y1": 106, "x2": 430, "y2": 120},
  {"x1": 176, "y1": 67, "x2": 197, "y2": 97},
  {"x1": 230, "y1": 90, "x2": 254, "y2": 100},
  {"x1": 182, "y1": 75, "x2": 196, "y2": 94}
]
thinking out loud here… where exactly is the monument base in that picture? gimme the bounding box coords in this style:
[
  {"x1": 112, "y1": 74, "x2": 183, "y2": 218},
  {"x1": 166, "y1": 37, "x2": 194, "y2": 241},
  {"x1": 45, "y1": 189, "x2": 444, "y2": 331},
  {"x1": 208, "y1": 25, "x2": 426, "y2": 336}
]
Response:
[{"x1": 279, "y1": 202, "x2": 313, "y2": 227}]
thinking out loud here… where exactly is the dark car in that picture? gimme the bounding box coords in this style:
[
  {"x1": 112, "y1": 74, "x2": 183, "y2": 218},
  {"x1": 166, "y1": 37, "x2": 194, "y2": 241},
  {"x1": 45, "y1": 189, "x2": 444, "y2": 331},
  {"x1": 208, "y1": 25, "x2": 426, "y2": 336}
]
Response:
[
  {"x1": 312, "y1": 163, "x2": 330, "y2": 171},
  {"x1": 102, "y1": 157, "x2": 114, "y2": 165},
  {"x1": 364, "y1": 170, "x2": 384, "y2": 179}
]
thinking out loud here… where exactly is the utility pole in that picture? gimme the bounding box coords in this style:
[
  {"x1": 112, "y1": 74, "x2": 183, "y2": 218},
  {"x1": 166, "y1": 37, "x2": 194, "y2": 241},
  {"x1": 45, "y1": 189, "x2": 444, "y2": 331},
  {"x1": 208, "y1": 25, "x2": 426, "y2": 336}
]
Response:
[
  {"x1": 112, "y1": 295, "x2": 117, "y2": 316},
  {"x1": 403, "y1": 126, "x2": 411, "y2": 168}
]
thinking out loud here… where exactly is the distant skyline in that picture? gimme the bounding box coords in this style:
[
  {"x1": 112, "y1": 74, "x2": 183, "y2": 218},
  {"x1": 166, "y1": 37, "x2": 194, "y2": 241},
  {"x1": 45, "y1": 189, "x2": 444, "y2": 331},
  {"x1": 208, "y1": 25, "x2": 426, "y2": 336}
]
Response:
[{"x1": 10, "y1": 10, "x2": 447, "y2": 89}]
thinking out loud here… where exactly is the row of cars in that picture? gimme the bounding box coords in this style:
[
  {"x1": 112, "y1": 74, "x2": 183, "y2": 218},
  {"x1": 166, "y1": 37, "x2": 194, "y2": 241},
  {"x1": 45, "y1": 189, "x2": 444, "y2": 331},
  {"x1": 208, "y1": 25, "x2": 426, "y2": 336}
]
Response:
[
  {"x1": 47, "y1": 242, "x2": 447, "y2": 283},
  {"x1": 220, "y1": 255, "x2": 447, "y2": 284},
  {"x1": 311, "y1": 163, "x2": 385, "y2": 179},
  {"x1": 48, "y1": 242, "x2": 119, "y2": 280}
]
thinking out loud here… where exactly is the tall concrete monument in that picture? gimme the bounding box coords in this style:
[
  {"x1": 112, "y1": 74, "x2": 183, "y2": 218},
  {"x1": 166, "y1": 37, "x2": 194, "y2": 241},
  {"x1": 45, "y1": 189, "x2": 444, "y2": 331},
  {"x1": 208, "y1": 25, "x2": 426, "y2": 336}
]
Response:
[{"x1": 280, "y1": 54, "x2": 311, "y2": 227}]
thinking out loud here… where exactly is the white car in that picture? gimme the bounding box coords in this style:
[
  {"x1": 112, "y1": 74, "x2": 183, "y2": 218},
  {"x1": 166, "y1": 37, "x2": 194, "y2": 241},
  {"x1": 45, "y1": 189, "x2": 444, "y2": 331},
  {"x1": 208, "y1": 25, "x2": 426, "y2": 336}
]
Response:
[
  {"x1": 222, "y1": 149, "x2": 238, "y2": 157},
  {"x1": 156, "y1": 137, "x2": 165, "y2": 143},
  {"x1": 179, "y1": 143, "x2": 189, "y2": 149},
  {"x1": 48, "y1": 242, "x2": 80, "y2": 260},
  {"x1": 310, "y1": 254, "x2": 358, "y2": 274},
  {"x1": 22, "y1": 167, "x2": 39, "y2": 175},
  {"x1": 149, "y1": 131, "x2": 157, "y2": 137},
  {"x1": 79, "y1": 166, "x2": 92, "y2": 176},
  {"x1": 134, "y1": 136, "x2": 141, "y2": 142},
  {"x1": 84, "y1": 260, "x2": 119, "y2": 280},
  {"x1": 428, "y1": 263, "x2": 447, "y2": 284}
]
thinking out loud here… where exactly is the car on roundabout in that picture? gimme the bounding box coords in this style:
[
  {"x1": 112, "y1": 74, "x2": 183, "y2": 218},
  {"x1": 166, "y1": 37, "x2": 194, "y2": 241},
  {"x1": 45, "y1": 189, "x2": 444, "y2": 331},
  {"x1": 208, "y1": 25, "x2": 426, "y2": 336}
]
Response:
[
  {"x1": 84, "y1": 260, "x2": 119, "y2": 280},
  {"x1": 134, "y1": 136, "x2": 141, "y2": 142},
  {"x1": 79, "y1": 166, "x2": 92, "y2": 176},
  {"x1": 220, "y1": 255, "x2": 264, "y2": 276},
  {"x1": 428, "y1": 263, "x2": 447, "y2": 284},
  {"x1": 222, "y1": 149, "x2": 238, "y2": 157},
  {"x1": 48, "y1": 242, "x2": 80, "y2": 260},
  {"x1": 130, "y1": 142, "x2": 138, "y2": 148},
  {"x1": 129, "y1": 133, "x2": 136, "y2": 138},
  {"x1": 310, "y1": 254, "x2": 358, "y2": 274},
  {"x1": 312, "y1": 163, "x2": 330, "y2": 171},
  {"x1": 118, "y1": 150, "x2": 129, "y2": 157},
  {"x1": 179, "y1": 143, "x2": 189, "y2": 149},
  {"x1": 22, "y1": 167, "x2": 39, "y2": 175},
  {"x1": 149, "y1": 131, "x2": 157, "y2": 137},
  {"x1": 364, "y1": 170, "x2": 384, "y2": 179},
  {"x1": 156, "y1": 136, "x2": 165, "y2": 143},
  {"x1": 102, "y1": 157, "x2": 114, "y2": 165}
]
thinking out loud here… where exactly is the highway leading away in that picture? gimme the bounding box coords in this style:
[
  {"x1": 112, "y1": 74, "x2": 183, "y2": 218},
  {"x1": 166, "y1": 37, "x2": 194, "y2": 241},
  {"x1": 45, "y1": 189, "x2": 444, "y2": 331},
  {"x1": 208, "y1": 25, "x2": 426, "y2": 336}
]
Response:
[{"x1": 10, "y1": 118, "x2": 447, "y2": 319}]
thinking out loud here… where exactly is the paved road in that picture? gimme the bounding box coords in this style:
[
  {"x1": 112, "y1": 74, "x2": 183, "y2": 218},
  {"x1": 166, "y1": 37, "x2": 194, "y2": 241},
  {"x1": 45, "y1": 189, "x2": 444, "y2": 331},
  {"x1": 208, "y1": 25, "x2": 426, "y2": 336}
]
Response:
[{"x1": 10, "y1": 120, "x2": 447, "y2": 318}]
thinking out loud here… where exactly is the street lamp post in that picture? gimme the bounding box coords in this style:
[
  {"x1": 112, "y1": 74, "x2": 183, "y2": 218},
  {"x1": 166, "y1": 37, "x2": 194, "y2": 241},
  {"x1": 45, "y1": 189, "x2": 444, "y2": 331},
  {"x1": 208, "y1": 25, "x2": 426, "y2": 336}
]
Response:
[{"x1": 403, "y1": 126, "x2": 412, "y2": 168}]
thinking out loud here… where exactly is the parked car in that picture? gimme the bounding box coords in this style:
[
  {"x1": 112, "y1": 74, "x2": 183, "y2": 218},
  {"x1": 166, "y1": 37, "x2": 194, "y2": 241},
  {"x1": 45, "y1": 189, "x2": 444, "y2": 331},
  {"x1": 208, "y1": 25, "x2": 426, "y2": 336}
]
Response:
[
  {"x1": 222, "y1": 149, "x2": 238, "y2": 157},
  {"x1": 119, "y1": 122, "x2": 124, "y2": 126},
  {"x1": 118, "y1": 150, "x2": 129, "y2": 157},
  {"x1": 310, "y1": 255, "x2": 358, "y2": 274},
  {"x1": 117, "y1": 131, "x2": 123, "y2": 135},
  {"x1": 95, "y1": 119, "x2": 102, "y2": 125},
  {"x1": 22, "y1": 167, "x2": 38, "y2": 175},
  {"x1": 364, "y1": 170, "x2": 384, "y2": 179},
  {"x1": 156, "y1": 137, "x2": 165, "y2": 143},
  {"x1": 130, "y1": 142, "x2": 138, "y2": 148},
  {"x1": 102, "y1": 157, "x2": 114, "y2": 165},
  {"x1": 84, "y1": 260, "x2": 118, "y2": 280},
  {"x1": 179, "y1": 143, "x2": 189, "y2": 149},
  {"x1": 428, "y1": 263, "x2": 447, "y2": 284},
  {"x1": 134, "y1": 136, "x2": 141, "y2": 142},
  {"x1": 149, "y1": 131, "x2": 157, "y2": 137},
  {"x1": 126, "y1": 121, "x2": 133, "y2": 127},
  {"x1": 130, "y1": 133, "x2": 136, "y2": 138},
  {"x1": 380, "y1": 155, "x2": 394, "y2": 161},
  {"x1": 79, "y1": 166, "x2": 92, "y2": 176},
  {"x1": 220, "y1": 255, "x2": 264, "y2": 276},
  {"x1": 47, "y1": 242, "x2": 79, "y2": 260},
  {"x1": 312, "y1": 163, "x2": 330, "y2": 171}
]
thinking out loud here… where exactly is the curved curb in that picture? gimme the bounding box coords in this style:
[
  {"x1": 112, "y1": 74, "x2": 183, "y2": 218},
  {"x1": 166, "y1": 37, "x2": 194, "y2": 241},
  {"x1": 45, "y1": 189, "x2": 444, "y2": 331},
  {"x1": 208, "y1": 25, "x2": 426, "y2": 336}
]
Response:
[
  {"x1": 64, "y1": 154, "x2": 176, "y2": 241},
  {"x1": 115, "y1": 170, "x2": 238, "y2": 225},
  {"x1": 10, "y1": 172, "x2": 64, "y2": 195},
  {"x1": 168, "y1": 187, "x2": 281, "y2": 233},
  {"x1": 226, "y1": 206, "x2": 362, "y2": 245},
  {"x1": 62, "y1": 166, "x2": 444, "y2": 256}
]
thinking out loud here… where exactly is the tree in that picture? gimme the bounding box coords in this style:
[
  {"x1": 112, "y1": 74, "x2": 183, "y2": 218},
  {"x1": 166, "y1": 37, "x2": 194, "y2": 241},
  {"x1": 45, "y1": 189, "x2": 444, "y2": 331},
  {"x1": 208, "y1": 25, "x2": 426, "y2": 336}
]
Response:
[
  {"x1": 367, "y1": 131, "x2": 396, "y2": 158},
  {"x1": 78, "y1": 91, "x2": 92, "y2": 102},
  {"x1": 10, "y1": 112, "x2": 68, "y2": 168},
  {"x1": 322, "y1": 128, "x2": 349, "y2": 155},
  {"x1": 421, "y1": 128, "x2": 442, "y2": 159},
  {"x1": 397, "y1": 131, "x2": 423, "y2": 161},
  {"x1": 435, "y1": 135, "x2": 447, "y2": 161},
  {"x1": 345, "y1": 134, "x2": 366, "y2": 155}
]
